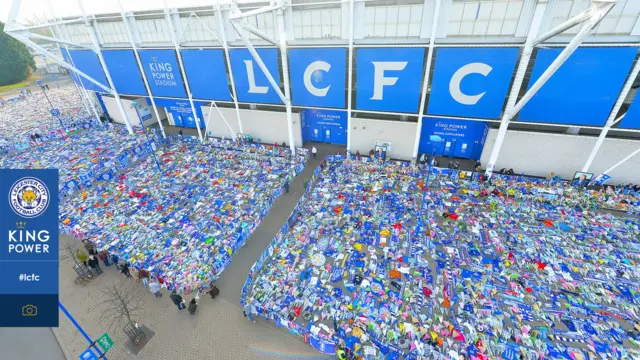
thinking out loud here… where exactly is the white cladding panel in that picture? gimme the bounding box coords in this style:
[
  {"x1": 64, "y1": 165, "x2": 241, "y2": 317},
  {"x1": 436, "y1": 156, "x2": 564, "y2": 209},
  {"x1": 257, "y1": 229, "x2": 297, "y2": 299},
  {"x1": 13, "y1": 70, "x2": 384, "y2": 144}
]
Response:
[{"x1": 480, "y1": 129, "x2": 640, "y2": 184}]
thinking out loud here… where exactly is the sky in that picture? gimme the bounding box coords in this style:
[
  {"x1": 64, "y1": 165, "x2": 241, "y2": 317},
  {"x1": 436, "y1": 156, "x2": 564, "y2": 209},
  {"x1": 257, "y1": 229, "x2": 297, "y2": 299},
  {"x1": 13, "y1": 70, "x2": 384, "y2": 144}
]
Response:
[{"x1": 1, "y1": 0, "x2": 244, "y2": 24}]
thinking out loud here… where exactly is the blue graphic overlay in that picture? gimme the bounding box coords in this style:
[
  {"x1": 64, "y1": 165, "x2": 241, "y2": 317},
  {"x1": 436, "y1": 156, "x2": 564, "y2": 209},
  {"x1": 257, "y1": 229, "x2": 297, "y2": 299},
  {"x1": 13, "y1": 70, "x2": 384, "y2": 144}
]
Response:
[
  {"x1": 181, "y1": 49, "x2": 232, "y2": 101},
  {"x1": 102, "y1": 50, "x2": 147, "y2": 96},
  {"x1": 355, "y1": 48, "x2": 425, "y2": 113},
  {"x1": 419, "y1": 117, "x2": 488, "y2": 160},
  {"x1": 67, "y1": 50, "x2": 108, "y2": 92},
  {"x1": 230, "y1": 48, "x2": 283, "y2": 104},
  {"x1": 519, "y1": 47, "x2": 637, "y2": 126},
  {"x1": 289, "y1": 48, "x2": 347, "y2": 108},
  {"x1": 427, "y1": 48, "x2": 519, "y2": 119},
  {"x1": 138, "y1": 50, "x2": 187, "y2": 98},
  {"x1": 0, "y1": 169, "x2": 59, "y2": 327}
]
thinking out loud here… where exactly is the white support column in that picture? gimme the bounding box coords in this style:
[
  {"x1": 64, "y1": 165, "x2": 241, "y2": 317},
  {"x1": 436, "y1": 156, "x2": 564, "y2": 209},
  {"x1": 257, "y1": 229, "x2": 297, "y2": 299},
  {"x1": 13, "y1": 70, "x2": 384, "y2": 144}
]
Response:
[
  {"x1": 277, "y1": 7, "x2": 296, "y2": 154},
  {"x1": 347, "y1": 0, "x2": 355, "y2": 151},
  {"x1": 83, "y1": 89, "x2": 101, "y2": 121},
  {"x1": 599, "y1": 144, "x2": 640, "y2": 178},
  {"x1": 78, "y1": 1, "x2": 134, "y2": 134},
  {"x1": 582, "y1": 49, "x2": 640, "y2": 171},
  {"x1": 51, "y1": 26, "x2": 93, "y2": 119},
  {"x1": 217, "y1": 2, "x2": 243, "y2": 134},
  {"x1": 581, "y1": 113, "x2": 626, "y2": 172},
  {"x1": 232, "y1": 23, "x2": 287, "y2": 103},
  {"x1": 412, "y1": 0, "x2": 442, "y2": 160},
  {"x1": 119, "y1": 6, "x2": 167, "y2": 139},
  {"x1": 48, "y1": 7, "x2": 96, "y2": 121},
  {"x1": 164, "y1": 6, "x2": 204, "y2": 141},
  {"x1": 485, "y1": 0, "x2": 611, "y2": 176}
]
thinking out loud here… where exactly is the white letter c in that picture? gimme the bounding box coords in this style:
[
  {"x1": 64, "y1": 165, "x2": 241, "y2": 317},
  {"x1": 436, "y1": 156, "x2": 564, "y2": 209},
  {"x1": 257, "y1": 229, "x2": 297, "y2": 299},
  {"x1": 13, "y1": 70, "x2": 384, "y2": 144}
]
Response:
[
  {"x1": 449, "y1": 62, "x2": 492, "y2": 105},
  {"x1": 304, "y1": 61, "x2": 331, "y2": 97}
]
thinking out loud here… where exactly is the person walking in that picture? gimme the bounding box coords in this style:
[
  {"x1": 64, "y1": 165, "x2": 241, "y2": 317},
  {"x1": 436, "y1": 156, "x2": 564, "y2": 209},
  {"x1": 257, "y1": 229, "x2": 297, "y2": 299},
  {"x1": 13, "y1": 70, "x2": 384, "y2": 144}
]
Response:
[
  {"x1": 83, "y1": 240, "x2": 95, "y2": 254},
  {"x1": 75, "y1": 249, "x2": 88, "y2": 267},
  {"x1": 98, "y1": 248, "x2": 110, "y2": 267},
  {"x1": 170, "y1": 290, "x2": 186, "y2": 310},
  {"x1": 284, "y1": 179, "x2": 290, "y2": 194},
  {"x1": 87, "y1": 254, "x2": 103, "y2": 275},
  {"x1": 243, "y1": 300, "x2": 257, "y2": 323},
  {"x1": 207, "y1": 284, "x2": 220, "y2": 299},
  {"x1": 119, "y1": 261, "x2": 131, "y2": 278},
  {"x1": 188, "y1": 293, "x2": 200, "y2": 315},
  {"x1": 129, "y1": 266, "x2": 139, "y2": 282},
  {"x1": 138, "y1": 268, "x2": 150, "y2": 286},
  {"x1": 312, "y1": 146, "x2": 317, "y2": 159},
  {"x1": 149, "y1": 279, "x2": 162, "y2": 297}
]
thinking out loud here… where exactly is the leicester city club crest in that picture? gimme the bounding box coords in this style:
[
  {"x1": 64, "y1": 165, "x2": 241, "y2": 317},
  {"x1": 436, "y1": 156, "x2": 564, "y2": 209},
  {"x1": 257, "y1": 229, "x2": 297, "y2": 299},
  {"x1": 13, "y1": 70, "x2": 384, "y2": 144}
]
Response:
[{"x1": 9, "y1": 177, "x2": 50, "y2": 218}]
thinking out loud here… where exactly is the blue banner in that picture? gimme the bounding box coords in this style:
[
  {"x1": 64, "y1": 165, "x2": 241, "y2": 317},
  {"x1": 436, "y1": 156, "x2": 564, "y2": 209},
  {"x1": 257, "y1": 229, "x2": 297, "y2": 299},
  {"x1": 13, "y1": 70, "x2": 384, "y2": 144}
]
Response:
[
  {"x1": 153, "y1": 98, "x2": 206, "y2": 129},
  {"x1": 289, "y1": 48, "x2": 346, "y2": 108},
  {"x1": 428, "y1": 48, "x2": 519, "y2": 119},
  {"x1": 230, "y1": 48, "x2": 282, "y2": 104},
  {"x1": 67, "y1": 50, "x2": 108, "y2": 92},
  {"x1": 60, "y1": 48, "x2": 83, "y2": 87},
  {"x1": 0, "y1": 170, "x2": 59, "y2": 327},
  {"x1": 518, "y1": 47, "x2": 637, "y2": 126},
  {"x1": 181, "y1": 49, "x2": 232, "y2": 101},
  {"x1": 419, "y1": 117, "x2": 488, "y2": 160},
  {"x1": 102, "y1": 50, "x2": 147, "y2": 96},
  {"x1": 355, "y1": 48, "x2": 425, "y2": 113},
  {"x1": 619, "y1": 92, "x2": 640, "y2": 129},
  {"x1": 138, "y1": 50, "x2": 187, "y2": 98},
  {"x1": 300, "y1": 109, "x2": 348, "y2": 145}
]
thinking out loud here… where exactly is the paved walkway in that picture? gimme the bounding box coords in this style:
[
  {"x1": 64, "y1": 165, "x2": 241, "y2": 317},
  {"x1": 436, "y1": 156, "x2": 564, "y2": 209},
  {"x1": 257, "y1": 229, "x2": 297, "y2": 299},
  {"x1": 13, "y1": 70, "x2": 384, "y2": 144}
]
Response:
[
  {"x1": 0, "y1": 327, "x2": 65, "y2": 360},
  {"x1": 53, "y1": 141, "x2": 343, "y2": 360}
]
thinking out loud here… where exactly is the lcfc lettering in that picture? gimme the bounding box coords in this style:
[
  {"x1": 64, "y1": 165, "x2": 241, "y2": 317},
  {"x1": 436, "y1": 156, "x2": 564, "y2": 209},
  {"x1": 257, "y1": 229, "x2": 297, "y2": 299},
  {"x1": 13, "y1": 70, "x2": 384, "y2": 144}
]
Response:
[{"x1": 8, "y1": 230, "x2": 50, "y2": 253}]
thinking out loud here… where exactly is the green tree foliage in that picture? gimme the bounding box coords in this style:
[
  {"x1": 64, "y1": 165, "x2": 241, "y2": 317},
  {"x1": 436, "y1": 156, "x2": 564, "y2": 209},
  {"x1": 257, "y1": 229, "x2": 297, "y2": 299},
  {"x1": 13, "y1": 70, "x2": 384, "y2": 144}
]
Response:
[{"x1": 0, "y1": 22, "x2": 37, "y2": 86}]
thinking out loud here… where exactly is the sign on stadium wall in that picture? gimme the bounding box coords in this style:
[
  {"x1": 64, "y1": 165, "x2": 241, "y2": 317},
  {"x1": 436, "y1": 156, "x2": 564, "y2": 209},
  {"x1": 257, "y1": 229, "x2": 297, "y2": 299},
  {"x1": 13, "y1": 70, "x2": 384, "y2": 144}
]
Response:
[
  {"x1": 289, "y1": 48, "x2": 347, "y2": 108},
  {"x1": 427, "y1": 48, "x2": 519, "y2": 119},
  {"x1": 102, "y1": 50, "x2": 147, "y2": 96},
  {"x1": 181, "y1": 49, "x2": 232, "y2": 101},
  {"x1": 64, "y1": 46, "x2": 639, "y2": 126},
  {"x1": 138, "y1": 50, "x2": 187, "y2": 98},
  {"x1": 518, "y1": 47, "x2": 637, "y2": 126},
  {"x1": 229, "y1": 48, "x2": 283, "y2": 105}
]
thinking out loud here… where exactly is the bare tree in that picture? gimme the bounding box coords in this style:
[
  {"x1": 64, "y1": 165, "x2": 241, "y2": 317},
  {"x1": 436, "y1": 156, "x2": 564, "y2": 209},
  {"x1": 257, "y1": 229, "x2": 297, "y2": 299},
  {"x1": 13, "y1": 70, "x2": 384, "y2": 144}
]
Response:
[
  {"x1": 97, "y1": 282, "x2": 147, "y2": 344},
  {"x1": 60, "y1": 243, "x2": 80, "y2": 265}
]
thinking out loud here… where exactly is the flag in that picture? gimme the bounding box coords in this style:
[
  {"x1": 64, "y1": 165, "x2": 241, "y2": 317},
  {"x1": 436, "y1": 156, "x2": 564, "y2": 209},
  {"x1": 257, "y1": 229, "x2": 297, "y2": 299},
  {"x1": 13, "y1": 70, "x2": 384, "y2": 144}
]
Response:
[{"x1": 591, "y1": 173, "x2": 611, "y2": 186}]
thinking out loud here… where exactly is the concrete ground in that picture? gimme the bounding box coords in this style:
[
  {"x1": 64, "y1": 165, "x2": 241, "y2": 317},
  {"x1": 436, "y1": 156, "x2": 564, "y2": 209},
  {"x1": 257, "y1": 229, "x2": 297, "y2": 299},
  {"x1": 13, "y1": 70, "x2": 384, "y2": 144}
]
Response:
[
  {"x1": 51, "y1": 141, "x2": 343, "y2": 360},
  {"x1": 0, "y1": 327, "x2": 66, "y2": 360}
]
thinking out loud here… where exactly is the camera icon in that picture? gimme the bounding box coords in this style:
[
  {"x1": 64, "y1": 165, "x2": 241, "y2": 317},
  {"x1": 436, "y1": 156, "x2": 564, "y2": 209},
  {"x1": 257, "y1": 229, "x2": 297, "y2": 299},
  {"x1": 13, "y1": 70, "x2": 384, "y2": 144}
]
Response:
[{"x1": 22, "y1": 304, "x2": 38, "y2": 317}]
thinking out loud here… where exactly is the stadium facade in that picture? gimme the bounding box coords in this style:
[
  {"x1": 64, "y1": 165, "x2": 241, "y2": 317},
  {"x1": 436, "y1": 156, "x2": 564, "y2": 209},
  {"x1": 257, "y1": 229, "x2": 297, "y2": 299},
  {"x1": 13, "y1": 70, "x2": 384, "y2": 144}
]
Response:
[{"x1": 5, "y1": 0, "x2": 640, "y2": 182}]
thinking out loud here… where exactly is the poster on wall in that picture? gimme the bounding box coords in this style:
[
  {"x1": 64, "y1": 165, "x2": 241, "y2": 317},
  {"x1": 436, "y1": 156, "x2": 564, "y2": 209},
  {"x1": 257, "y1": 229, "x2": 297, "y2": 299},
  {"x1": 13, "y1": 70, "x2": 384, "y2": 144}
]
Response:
[
  {"x1": 138, "y1": 50, "x2": 187, "y2": 98},
  {"x1": 571, "y1": 172, "x2": 593, "y2": 188}
]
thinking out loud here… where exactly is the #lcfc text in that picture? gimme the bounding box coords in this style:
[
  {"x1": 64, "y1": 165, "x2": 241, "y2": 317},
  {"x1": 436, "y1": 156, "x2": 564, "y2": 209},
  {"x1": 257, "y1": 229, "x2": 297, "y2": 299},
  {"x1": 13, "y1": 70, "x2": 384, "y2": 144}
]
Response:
[{"x1": 8, "y1": 229, "x2": 50, "y2": 253}]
